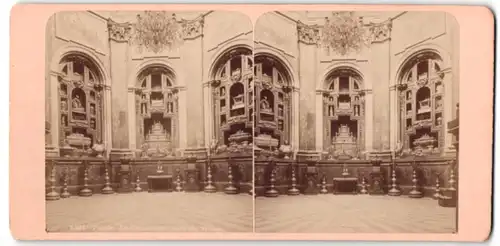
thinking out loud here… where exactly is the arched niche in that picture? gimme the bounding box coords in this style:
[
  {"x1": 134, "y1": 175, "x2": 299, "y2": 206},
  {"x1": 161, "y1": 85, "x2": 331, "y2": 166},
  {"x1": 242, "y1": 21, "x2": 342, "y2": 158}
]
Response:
[
  {"x1": 210, "y1": 46, "x2": 253, "y2": 147},
  {"x1": 254, "y1": 54, "x2": 292, "y2": 150},
  {"x1": 135, "y1": 65, "x2": 178, "y2": 158},
  {"x1": 397, "y1": 51, "x2": 444, "y2": 156},
  {"x1": 322, "y1": 67, "x2": 364, "y2": 160},
  {"x1": 58, "y1": 54, "x2": 104, "y2": 153}
]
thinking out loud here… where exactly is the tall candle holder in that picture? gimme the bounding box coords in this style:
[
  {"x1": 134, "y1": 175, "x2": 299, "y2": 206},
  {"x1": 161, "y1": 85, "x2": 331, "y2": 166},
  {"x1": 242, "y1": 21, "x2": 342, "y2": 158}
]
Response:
[
  {"x1": 60, "y1": 166, "x2": 71, "y2": 198},
  {"x1": 388, "y1": 162, "x2": 401, "y2": 196},
  {"x1": 78, "y1": 162, "x2": 93, "y2": 197},
  {"x1": 224, "y1": 163, "x2": 238, "y2": 194},
  {"x1": 287, "y1": 165, "x2": 300, "y2": 196},
  {"x1": 204, "y1": 163, "x2": 217, "y2": 193},
  {"x1": 408, "y1": 164, "x2": 423, "y2": 198},
  {"x1": 265, "y1": 168, "x2": 279, "y2": 197},
  {"x1": 46, "y1": 161, "x2": 60, "y2": 201},
  {"x1": 320, "y1": 174, "x2": 328, "y2": 194},
  {"x1": 101, "y1": 163, "x2": 114, "y2": 194}
]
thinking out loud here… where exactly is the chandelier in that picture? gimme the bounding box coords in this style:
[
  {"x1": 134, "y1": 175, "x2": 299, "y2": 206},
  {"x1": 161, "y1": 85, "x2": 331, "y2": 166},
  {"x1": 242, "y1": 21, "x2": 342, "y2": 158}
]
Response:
[
  {"x1": 321, "y1": 11, "x2": 370, "y2": 56},
  {"x1": 133, "y1": 11, "x2": 183, "y2": 53}
]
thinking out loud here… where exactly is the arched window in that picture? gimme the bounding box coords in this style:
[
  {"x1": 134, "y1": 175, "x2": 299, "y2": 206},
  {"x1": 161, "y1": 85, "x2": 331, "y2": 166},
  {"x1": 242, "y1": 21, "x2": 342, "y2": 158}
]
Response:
[
  {"x1": 323, "y1": 68, "x2": 364, "y2": 160},
  {"x1": 398, "y1": 52, "x2": 444, "y2": 155},
  {"x1": 135, "y1": 66, "x2": 177, "y2": 157},
  {"x1": 254, "y1": 55, "x2": 292, "y2": 150},
  {"x1": 211, "y1": 48, "x2": 253, "y2": 146},
  {"x1": 58, "y1": 54, "x2": 103, "y2": 150}
]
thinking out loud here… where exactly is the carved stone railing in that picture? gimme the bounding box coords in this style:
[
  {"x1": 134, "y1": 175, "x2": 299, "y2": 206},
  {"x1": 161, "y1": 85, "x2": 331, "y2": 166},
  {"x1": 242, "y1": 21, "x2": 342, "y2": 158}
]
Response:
[
  {"x1": 45, "y1": 155, "x2": 253, "y2": 196},
  {"x1": 254, "y1": 156, "x2": 455, "y2": 197}
]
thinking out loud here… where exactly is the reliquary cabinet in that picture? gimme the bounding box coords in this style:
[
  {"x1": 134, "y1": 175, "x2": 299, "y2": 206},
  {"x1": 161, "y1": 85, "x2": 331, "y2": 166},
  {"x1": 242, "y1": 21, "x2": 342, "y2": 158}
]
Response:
[
  {"x1": 58, "y1": 55, "x2": 103, "y2": 150},
  {"x1": 212, "y1": 50, "x2": 253, "y2": 146},
  {"x1": 399, "y1": 55, "x2": 444, "y2": 155},
  {"x1": 253, "y1": 56, "x2": 291, "y2": 150},
  {"x1": 323, "y1": 70, "x2": 365, "y2": 160},
  {"x1": 135, "y1": 67, "x2": 178, "y2": 157}
]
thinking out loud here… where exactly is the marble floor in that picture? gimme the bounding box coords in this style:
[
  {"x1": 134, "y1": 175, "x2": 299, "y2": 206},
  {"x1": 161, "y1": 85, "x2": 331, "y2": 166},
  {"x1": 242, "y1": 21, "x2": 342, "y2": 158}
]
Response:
[
  {"x1": 255, "y1": 194, "x2": 457, "y2": 233},
  {"x1": 46, "y1": 192, "x2": 253, "y2": 232}
]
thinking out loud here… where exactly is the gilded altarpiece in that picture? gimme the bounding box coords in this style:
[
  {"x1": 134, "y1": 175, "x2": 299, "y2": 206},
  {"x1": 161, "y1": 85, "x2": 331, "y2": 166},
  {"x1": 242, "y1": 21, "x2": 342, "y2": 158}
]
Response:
[
  {"x1": 398, "y1": 53, "x2": 445, "y2": 156},
  {"x1": 211, "y1": 49, "x2": 253, "y2": 147},
  {"x1": 254, "y1": 56, "x2": 292, "y2": 151},
  {"x1": 58, "y1": 55, "x2": 104, "y2": 154},
  {"x1": 323, "y1": 70, "x2": 365, "y2": 160},
  {"x1": 135, "y1": 67, "x2": 179, "y2": 157}
]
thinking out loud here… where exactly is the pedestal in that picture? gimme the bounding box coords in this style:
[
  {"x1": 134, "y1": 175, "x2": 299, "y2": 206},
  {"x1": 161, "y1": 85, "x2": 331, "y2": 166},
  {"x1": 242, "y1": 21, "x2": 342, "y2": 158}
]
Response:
[
  {"x1": 369, "y1": 159, "x2": 385, "y2": 195},
  {"x1": 184, "y1": 168, "x2": 200, "y2": 192},
  {"x1": 117, "y1": 159, "x2": 133, "y2": 193},
  {"x1": 304, "y1": 163, "x2": 318, "y2": 195},
  {"x1": 118, "y1": 170, "x2": 133, "y2": 193}
]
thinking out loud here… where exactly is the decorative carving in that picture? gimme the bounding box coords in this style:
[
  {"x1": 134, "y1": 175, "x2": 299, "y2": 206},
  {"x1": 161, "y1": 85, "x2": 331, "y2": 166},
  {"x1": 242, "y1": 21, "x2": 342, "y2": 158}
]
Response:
[
  {"x1": 133, "y1": 11, "x2": 183, "y2": 53},
  {"x1": 107, "y1": 19, "x2": 132, "y2": 42},
  {"x1": 181, "y1": 17, "x2": 204, "y2": 39},
  {"x1": 321, "y1": 12, "x2": 369, "y2": 55},
  {"x1": 297, "y1": 21, "x2": 320, "y2": 45},
  {"x1": 368, "y1": 20, "x2": 392, "y2": 42}
]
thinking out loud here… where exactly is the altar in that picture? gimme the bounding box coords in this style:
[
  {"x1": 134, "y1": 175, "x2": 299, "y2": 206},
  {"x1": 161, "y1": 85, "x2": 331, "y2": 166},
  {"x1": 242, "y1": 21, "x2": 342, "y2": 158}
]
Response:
[{"x1": 329, "y1": 125, "x2": 358, "y2": 160}]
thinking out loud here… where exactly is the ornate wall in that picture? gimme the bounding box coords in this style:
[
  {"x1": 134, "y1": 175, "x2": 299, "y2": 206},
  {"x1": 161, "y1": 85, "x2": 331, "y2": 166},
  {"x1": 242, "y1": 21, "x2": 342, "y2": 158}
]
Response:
[
  {"x1": 254, "y1": 11, "x2": 459, "y2": 160},
  {"x1": 45, "y1": 11, "x2": 253, "y2": 159}
]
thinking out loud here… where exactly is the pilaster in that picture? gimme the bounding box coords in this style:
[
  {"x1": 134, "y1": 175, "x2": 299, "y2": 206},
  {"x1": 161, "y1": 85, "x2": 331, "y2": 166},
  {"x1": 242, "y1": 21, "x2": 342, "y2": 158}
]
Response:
[
  {"x1": 47, "y1": 72, "x2": 60, "y2": 155},
  {"x1": 315, "y1": 90, "x2": 323, "y2": 153},
  {"x1": 368, "y1": 20, "x2": 392, "y2": 153},
  {"x1": 108, "y1": 19, "x2": 133, "y2": 158},
  {"x1": 296, "y1": 22, "x2": 319, "y2": 155},
  {"x1": 180, "y1": 17, "x2": 206, "y2": 157}
]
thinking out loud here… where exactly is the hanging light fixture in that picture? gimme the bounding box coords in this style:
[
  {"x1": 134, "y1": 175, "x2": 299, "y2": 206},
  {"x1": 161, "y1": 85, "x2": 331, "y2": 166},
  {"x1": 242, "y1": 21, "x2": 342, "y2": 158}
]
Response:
[
  {"x1": 133, "y1": 11, "x2": 183, "y2": 53},
  {"x1": 321, "y1": 11, "x2": 370, "y2": 56}
]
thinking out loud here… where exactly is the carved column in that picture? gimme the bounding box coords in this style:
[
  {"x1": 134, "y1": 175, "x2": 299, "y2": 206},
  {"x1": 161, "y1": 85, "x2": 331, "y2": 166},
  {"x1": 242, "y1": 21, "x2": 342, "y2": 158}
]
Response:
[
  {"x1": 296, "y1": 22, "x2": 320, "y2": 159},
  {"x1": 203, "y1": 81, "x2": 212, "y2": 150},
  {"x1": 108, "y1": 19, "x2": 133, "y2": 159},
  {"x1": 47, "y1": 72, "x2": 60, "y2": 156},
  {"x1": 364, "y1": 91, "x2": 374, "y2": 153},
  {"x1": 315, "y1": 90, "x2": 323, "y2": 153},
  {"x1": 389, "y1": 85, "x2": 398, "y2": 151},
  {"x1": 368, "y1": 20, "x2": 392, "y2": 154},
  {"x1": 443, "y1": 70, "x2": 455, "y2": 154},
  {"x1": 180, "y1": 17, "x2": 206, "y2": 157}
]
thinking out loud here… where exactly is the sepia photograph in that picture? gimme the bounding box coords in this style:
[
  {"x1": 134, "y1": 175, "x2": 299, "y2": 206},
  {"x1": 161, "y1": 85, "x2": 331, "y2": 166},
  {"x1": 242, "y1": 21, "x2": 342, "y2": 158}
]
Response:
[
  {"x1": 44, "y1": 10, "x2": 254, "y2": 232},
  {"x1": 253, "y1": 11, "x2": 460, "y2": 233}
]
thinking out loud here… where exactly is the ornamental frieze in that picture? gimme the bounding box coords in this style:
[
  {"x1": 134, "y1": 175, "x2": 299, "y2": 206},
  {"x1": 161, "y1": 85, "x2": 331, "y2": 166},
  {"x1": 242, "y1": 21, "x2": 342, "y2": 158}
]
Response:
[
  {"x1": 107, "y1": 19, "x2": 132, "y2": 42},
  {"x1": 368, "y1": 20, "x2": 393, "y2": 43},
  {"x1": 181, "y1": 17, "x2": 204, "y2": 40},
  {"x1": 297, "y1": 21, "x2": 320, "y2": 45}
]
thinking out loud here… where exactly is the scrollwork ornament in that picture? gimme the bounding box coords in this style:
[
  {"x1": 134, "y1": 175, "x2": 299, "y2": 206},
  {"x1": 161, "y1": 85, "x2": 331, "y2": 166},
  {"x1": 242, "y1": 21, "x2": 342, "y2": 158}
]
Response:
[
  {"x1": 107, "y1": 19, "x2": 132, "y2": 42},
  {"x1": 297, "y1": 21, "x2": 320, "y2": 45},
  {"x1": 369, "y1": 20, "x2": 393, "y2": 43},
  {"x1": 181, "y1": 17, "x2": 204, "y2": 39},
  {"x1": 321, "y1": 12, "x2": 370, "y2": 56},
  {"x1": 133, "y1": 11, "x2": 183, "y2": 53}
]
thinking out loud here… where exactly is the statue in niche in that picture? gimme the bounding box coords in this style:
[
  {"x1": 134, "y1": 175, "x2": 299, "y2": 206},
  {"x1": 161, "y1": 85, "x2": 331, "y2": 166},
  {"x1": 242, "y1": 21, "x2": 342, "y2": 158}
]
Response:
[
  {"x1": 90, "y1": 119, "x2": 96, "y2": 129},
  {"x1": 220, "y1": 87, "x2": 226, "y2": 96},
  {"x1": 61, "y1": 100, "x2": 67, "y2": 111},
  {"x1": 141, "y1": 103, "x2": 147, "y2": 114},
  {"x1": 168, "y1": 93, "x2": 172, "y2": 99},
  {"x1": 167, "y1": 102, "x2": 173, "y2": 113},
  {"x1": 354, "y1": 105, "x2": 359, "y2": 116},
  {"x1": 329, "y1": 96, "x2": 333, "y2": 102},
  {"x1": 72, "y1": 95, "x2": 84, "y2": 110},
  {"x1": 90, "y1": 104, "x2": 95, "y2": 115},
  {"x1": 260, "y1": 96, "x2": 271, "y2": 112},
  {"x1": 61, "y1": 115, "x2": 67, "y2": 126},
  {"x1": 328, "y1": 105, "x2": 334, "y2": 116},
  {"x1": 278, "y1": 107, "x2": 283, "y2": 116}
]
